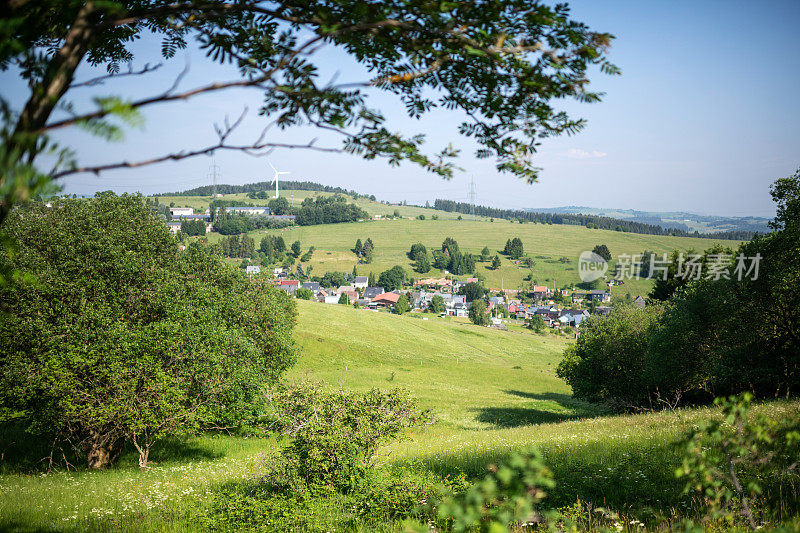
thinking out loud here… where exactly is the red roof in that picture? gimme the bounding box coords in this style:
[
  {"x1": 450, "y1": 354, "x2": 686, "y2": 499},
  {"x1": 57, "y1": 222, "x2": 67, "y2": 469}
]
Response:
[
  {"x1": 466, "y1": 278, "x2": 479, "y2": 283},
  {"x1": 533, "y1": 285, "x2": 549, "y2": 292},
  {"x1": 372, "y1": 292, "x2": 400, "y2": 304},
  {"x1": 279, "y1": 280, "x2": 301, "y2": 287}
]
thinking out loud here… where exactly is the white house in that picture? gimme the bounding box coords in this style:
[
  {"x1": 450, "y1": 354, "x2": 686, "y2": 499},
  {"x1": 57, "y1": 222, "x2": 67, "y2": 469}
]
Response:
[
  {"x1": 170, "y1": 207, "x2": 193, "y2": 217},
  {"x1": 354, "y1": 276, "x2": 368, "y2": 289},
  {"x1": 323, "y1": 295, "x2": 340, "y2": 304},
  {"x1": 245, "y1": 265, "x2": 261, "y2": 276}
]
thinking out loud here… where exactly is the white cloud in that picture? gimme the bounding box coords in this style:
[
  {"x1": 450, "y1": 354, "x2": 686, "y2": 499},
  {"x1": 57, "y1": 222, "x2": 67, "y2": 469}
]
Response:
[{"x1": 562, "y1": 149, "x2": 607, "y2": 159}]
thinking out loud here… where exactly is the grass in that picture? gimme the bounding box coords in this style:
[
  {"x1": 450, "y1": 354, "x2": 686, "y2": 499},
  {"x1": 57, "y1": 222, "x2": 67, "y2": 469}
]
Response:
[{"x1": 2, "y1": 299, "x2": 797, "y2": 531}]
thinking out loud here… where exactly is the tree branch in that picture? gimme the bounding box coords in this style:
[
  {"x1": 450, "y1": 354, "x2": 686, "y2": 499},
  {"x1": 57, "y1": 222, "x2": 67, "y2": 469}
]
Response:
[
  {"x1": 50, "y1": 109, "x2": 341, "y2": 179},
  {"x1": 71, "y1": 63, "x2": 164, "y2": 88}
]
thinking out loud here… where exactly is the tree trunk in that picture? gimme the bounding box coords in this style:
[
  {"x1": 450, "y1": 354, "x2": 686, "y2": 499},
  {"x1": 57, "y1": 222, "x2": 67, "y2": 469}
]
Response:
[
  {"x1": 86, "y1": 430, "x2": 124, "y2": 469},
  {"x1": 13, "y1": 2, "x2": 98, "y2": 139}
]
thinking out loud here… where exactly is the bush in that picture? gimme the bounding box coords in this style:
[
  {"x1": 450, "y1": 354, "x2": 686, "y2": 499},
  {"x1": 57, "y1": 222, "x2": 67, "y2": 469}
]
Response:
[
  {"x1": 294, "y1": 288, "x2": 313, "y2": 300},
  {"x1": 261, "y1": 381, "x2": 431, "y2": 493},
  {"x1": 0, "y1": 195, "x2": 297, "y2": 469},
  {"x1": 556, "y1": 305, "x2": 663, "y2": 408},
  {"x1": 430, "y1": 446, "x2": 555, "y2": 531}
]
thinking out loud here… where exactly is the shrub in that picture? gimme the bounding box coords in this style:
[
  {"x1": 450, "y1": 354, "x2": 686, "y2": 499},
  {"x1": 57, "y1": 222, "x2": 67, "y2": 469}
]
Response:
[
  {"x1": 0, "y1": 195, "x2": 297, "y2": 469},
  {"x1": 430, "y1": 446, "x2": 555, "y2": 531},
  {"x1": 261, "y1": 381, "x2": 431, "y2": 493},
  {"x1": 677, "y1": 394, "x2": 800, "y2": 530}
]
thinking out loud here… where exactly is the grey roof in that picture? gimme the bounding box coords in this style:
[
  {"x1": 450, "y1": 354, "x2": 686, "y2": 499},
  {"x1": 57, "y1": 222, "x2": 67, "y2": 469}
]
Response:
[
  {"x1": 354, "y1": 276, "x2": 368, "y2": 283},
  {"x1": 302, "y1": 282, "x2": 321, "y2": 291},
  {"x1": 590, "y1": 290, "x2": 608, "y2": 295},
  {"x1": 363, "y1": 286, "x2": 384, "y2": 299}
]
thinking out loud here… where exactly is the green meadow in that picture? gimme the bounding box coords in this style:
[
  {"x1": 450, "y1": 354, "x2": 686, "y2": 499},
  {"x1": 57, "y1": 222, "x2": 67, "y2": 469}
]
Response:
[{"x1": 2, "y1": 299, "x2": 797, "y2": 531}]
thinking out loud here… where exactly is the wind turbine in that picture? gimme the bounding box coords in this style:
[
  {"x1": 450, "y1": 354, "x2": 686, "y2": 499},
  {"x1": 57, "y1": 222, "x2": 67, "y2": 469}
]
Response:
[{"x1": 269, "y1": 162, "x2": 290, "y2": 199}]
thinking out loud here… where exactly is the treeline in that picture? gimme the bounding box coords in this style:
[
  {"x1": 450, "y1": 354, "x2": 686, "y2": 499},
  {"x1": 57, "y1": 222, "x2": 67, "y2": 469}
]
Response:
[
  {"x1": 162, "y1": 180, "x2": 367, "y2": 198},
  {"x1": 212, "y1": 210, "x2": 293, "y2": 235},
  {"x1": 294, "y1": 196, "x2": 368, "y2": 226},
  {"x1": 556, "y1": 170, "x2": 800, "y2": 409},
  {"x1": 433, "y1": 199, "x2": 753, "y2": 240}
]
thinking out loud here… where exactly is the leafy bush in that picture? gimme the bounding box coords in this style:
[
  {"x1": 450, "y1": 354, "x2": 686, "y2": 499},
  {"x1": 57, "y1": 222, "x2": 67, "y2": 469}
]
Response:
[
  {"x1": 0, "y1": 195, "x2": 297, "y2": 469},
  {"x1": 556, "y1": 305, "x2": 663, "y2": 408},
  {"x1": 261, "y1": 381, "x2": 431, "y2": 493},
  {"x1": 677, "y1": 394, "x2": 800, "y2": 530},
  {"x1": 429, "y1": 446, "x2": 555, "y2": 531}
]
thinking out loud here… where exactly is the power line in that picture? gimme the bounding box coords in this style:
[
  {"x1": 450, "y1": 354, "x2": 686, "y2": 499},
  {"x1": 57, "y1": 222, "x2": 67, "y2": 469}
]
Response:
[
  {"x1": 207, "y1": 159, "x2": 220, "y2": 197},
  {"x1": 468, "y1": 176, "x2": 476, "y2": 219}
]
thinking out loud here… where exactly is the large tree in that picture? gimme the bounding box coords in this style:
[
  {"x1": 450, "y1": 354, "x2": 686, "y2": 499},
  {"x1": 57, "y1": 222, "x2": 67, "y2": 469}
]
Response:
[
  {"x1": 0, "y1": 194, "x2": 297, "y2": 468},
  {"x1": 0, "y1": 0, "x2": 617, "y2": 230}
]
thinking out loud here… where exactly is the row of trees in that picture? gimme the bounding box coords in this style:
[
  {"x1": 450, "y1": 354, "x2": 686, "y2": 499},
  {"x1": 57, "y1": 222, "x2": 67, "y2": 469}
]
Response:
[
  {"x1": 220, "y1": 234, "x2": 256, "y2": 259},
  {"x1": 180, "y1": 219, "x2": 207, "y2": 237},
  {"x1": 557, "y1": 171, "x2": 800, "y2": 408},
  {"x1": 166, "y1": 181, "x2": 363, "y2": 198},
  {"x1": 433, "y1": 199, "x2": 752, "y2": 240},
  {"x1": 294, "y1": 196, "x2": 369, "y2": 226}
]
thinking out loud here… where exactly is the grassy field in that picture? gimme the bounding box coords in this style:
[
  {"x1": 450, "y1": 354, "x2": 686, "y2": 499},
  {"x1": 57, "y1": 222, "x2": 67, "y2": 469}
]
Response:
[{"x1": 2, "y1": 300, "x2": 797, "y2": 531}]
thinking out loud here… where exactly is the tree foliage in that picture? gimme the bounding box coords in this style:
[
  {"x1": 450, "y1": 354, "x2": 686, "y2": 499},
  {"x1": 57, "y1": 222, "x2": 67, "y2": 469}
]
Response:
[
  {"x1": 468, "y1": 299, "x2": 490, "y2": 326},
  {"x1": 558, "y1": 170, "x2": 800, "y2": 409},
  {"x1": 378, "y1": 265, "x2": 406, "y2": 291},
  {"x1": 428, "y1": 294, "x2": 446, "y2": 314},
  {"x1": 0, "y1": 195, "x2": 297, "y2": 468}
]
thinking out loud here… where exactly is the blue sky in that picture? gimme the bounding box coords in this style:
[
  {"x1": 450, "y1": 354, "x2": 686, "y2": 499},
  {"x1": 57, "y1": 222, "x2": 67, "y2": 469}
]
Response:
[{"x1": 3, "y1": 0, "x2": 798, "y2": 216}]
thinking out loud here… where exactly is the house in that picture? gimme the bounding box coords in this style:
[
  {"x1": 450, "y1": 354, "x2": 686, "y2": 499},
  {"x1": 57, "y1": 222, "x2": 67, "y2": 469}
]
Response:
[
  {"x1": 532, "y1": 285, "x2": 551, "y2": 301},
  {"x1": 595, "y1": 306, "x2": 613, "y2": 316},
  {"x1": 489, "y1": 296, "x2": 505, "y2": 306},
  {"x1": 336, "y1": 285, "x2": 356, "y2": 294},
  {"x1": 371, "y1": 292, "x2": 400, "y2": 308},
  {"x1": 363, "y1": 286, "x2": 385, "y2": 300},
  {"x1": 302, "y1": 282, "x2": 321, "y2": 292},
  {"x1": 322, "y1": 295, "x2": 340, "y2": 304},
  {"x1": 166, "y1": 221, "x2": 182, "y2": 234},
  {"x1": 354, "y1": 276, "x2": 369, "y2": 289},
  {"x1": 341, "y1": 290, "x2": 359, "y2": 302},
  {"x1": 633, "y1": 295, "x2": 646, "y2": 308},
  {"x1": 559, "y1": 309, "x2": 590, "y2": 327},
  {"x1": 272, "y1": 267, "x2": 284, "y2": 277},
  {"x1": 245, "y1": 265, "x2": 261, "y2": 276},
  {"x1": 588, "y1": 290, "x2": 611, "y2": 303},
  {"x1": 279, "y1": 280, "x2": 301, "y2": 287},
  {"x1": 171, "y1": 213, "x2": 208, "y2": 222},
  {"x1": 451, "y1": 302, "x2": 468, "y2": 317},
  {"x1": 278, "y1": 284, "x2": 299, "y2": 296},
  {"x1": 170, "y1": 207, "x2": 193, "y2": 217}
]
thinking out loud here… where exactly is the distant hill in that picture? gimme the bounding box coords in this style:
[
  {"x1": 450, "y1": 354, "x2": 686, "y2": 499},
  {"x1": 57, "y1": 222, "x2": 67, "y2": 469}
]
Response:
[
  {"x1": 434, "y1": 199, "x2": 755, "y2": 240},
  {"x1": 158, "y1": 180, "x2": 371, "y2": 199},
  {"x1": 527, "y1": 206, "x2": 770, "y2": 235}
]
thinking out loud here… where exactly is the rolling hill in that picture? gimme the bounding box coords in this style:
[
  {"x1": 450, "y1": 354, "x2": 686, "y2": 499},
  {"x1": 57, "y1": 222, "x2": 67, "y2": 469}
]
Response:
[{"x1": 161, "y1": 190, "x2": 744, "y2": 297}]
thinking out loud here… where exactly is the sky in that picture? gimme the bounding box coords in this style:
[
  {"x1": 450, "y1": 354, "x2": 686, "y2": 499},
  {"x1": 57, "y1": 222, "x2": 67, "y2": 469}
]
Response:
[{"x1": 3, "y1": 0, "x2": 799, "y2": 217}]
